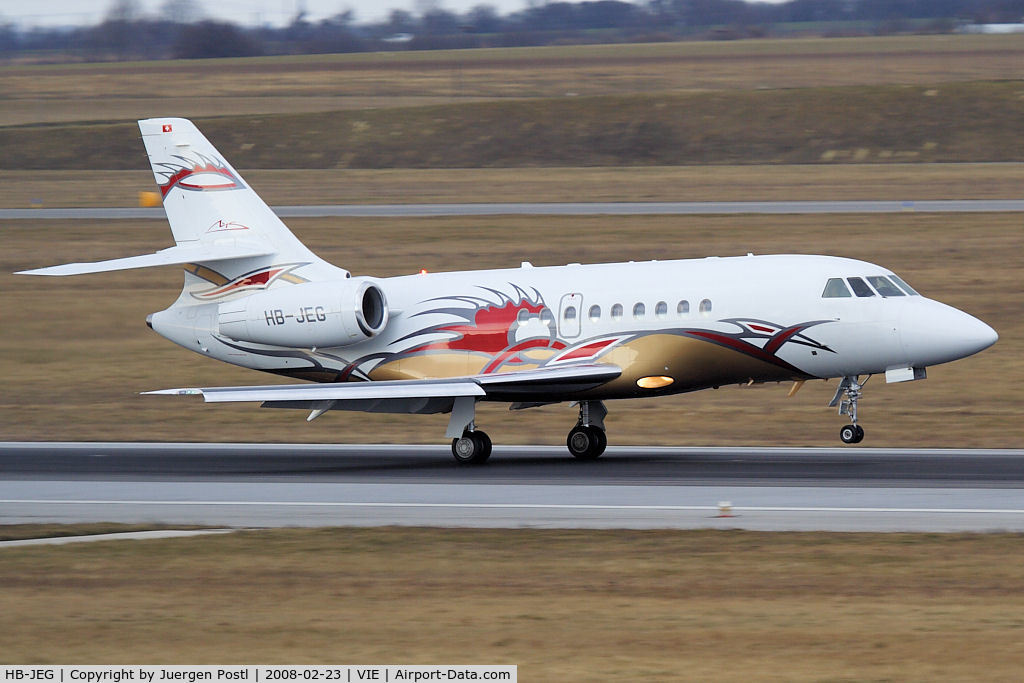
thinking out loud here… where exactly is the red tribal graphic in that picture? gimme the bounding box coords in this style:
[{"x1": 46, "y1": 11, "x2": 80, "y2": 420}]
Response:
[
  {"x1": 186, "y1": 263, "x2": 308, "y2": 300},
  {"x1": 403, "y1": 285, "x2": 568, "y2": 374},
  {"x1": 155, "y1": 153, "x2": 245, "y2": 197}
]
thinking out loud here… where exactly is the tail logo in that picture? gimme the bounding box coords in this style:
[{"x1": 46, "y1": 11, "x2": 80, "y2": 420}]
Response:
[
  {"x1": 207, "y1": 219, "x2": 251, "y2": 233},
  {"x1": 156, "y1": 153, "x2": 246, "y2": 197}
]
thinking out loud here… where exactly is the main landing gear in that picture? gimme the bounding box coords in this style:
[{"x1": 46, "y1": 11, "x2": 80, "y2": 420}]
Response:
[
  {"x1": 446, "y1": 397, "x2": 609, "y2": 464},
  {"x1": 451, "y1": 429, "x2": 492, "y2": 464},
  {"x1": 566, "y1": 400, "x2": 608, "y2": 460},
  {"x1": 830, "y1": 375, "x2": 868, "y2": 444}
]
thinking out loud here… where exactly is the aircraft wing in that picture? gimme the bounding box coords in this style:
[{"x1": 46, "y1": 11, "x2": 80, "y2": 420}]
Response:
[{"x1": 145, "y1": 363, "x2": 621, "y2": 417}]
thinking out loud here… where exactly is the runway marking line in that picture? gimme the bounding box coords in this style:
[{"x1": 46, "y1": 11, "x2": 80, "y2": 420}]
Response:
[
  {"x1": 4, "y1": 500, "x2": 1024, "y2": 514},
  {"x1": 0, "y1": 529, "x2": 234, "y2": 548}
]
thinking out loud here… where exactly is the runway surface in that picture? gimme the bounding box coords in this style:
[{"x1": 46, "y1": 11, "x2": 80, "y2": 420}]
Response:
[
  {"x1": 3, "y1": 443, "x2": 1024, "y2": 532},
  {"x1": 5, "y1": 199, "x2": 1024, "y2": 220}
]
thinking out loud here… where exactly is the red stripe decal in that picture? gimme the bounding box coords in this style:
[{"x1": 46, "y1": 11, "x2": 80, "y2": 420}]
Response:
[{"x1": 557, "y1": 339, "x2": 616, "y2": 362}]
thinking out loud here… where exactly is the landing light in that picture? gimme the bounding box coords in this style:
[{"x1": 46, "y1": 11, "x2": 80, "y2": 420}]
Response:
[
  {"x1": 637, "y1": 375, "x2": 674, "y2": 389},
  {"x1": 419, "y1": 269, "x2": 428, "y2": 275}
]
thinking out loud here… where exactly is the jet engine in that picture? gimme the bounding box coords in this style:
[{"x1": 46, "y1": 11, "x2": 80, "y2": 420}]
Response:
[{"x1": 217, "y1": 278, "x2": 388, "y2": 348}]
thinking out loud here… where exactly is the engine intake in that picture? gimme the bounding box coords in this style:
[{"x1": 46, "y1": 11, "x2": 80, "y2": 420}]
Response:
[{"x1": 217, "y1": 278, "x2": 388, "y2": 348}]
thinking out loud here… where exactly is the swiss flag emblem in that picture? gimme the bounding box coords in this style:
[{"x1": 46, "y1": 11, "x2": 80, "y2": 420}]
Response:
[{"x1": 162, "y1": 124, "x2": 173, "y2": 133}]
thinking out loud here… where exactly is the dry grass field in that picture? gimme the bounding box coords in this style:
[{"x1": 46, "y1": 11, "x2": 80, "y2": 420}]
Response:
[
  {"x1": 4, "y1": 163, "x2": 1024, "y2": 208},
  {"x1": 4, "y1": 34, "x2": 1024, "y2": 170},
  {"x1": 3, "y1": 209, "x2": 1018, "y2": 447},
  {"x1": 6, "y1": 81, "x2": 1024, "y2": 169},
  {"x1": 4, "y1": 527, "x2": 1024, "y2": 680},
  {"x1": 4, "y1": 34, "x2": 1024, "y2": 126}
]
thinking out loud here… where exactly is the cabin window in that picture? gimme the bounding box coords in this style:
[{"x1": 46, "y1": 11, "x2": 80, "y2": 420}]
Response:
[
  {"x1": 677, "y1": 300, "x2": 689, "y2": 315},
  {"x1": 611, "y1": 303, "x2": 623, "y2": 320},
  {"x1": 867, "y1": 275, "x2": 905, "y2": 298},
  {"x1": 517, "y1": 309, "x2": 531, "y2": 323},
  {"x1": 847, "y1": 277, "x2": 875, "y2": 297},
  {"x1": 541, "y1": 309, "x2": 555, "y2": 326},
  {"x1": 588, "y1": 304, "x2": 601, "y2": 321},
  {"x1": 655, "y1": 301, "x2": 668, "y2": 318},
  {"x1": 563, "y1": 306, "x2": 577, "y2": 321},
  {"x1": 822, "y1": 278, "x2": 852, "y2": 298},
  {"x1": 699, "y1": 298, "x2": 712, "y2": 314},
  {"x1": 633, "y1": 302, "x2": 645, "y2": 319},
  {"x1": 889, "y1": 274, "x2": 920, "y2": 296}
]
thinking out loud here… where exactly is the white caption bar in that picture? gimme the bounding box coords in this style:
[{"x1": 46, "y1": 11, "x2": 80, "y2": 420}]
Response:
[{"x1": 0, "y1": 667, "x2": 516, "y2": 683}]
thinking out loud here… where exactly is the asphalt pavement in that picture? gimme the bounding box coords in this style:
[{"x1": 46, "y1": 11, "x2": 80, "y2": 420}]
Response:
[{"x1": 3, "y1": 443, "x2": 1024, "y2": 531}]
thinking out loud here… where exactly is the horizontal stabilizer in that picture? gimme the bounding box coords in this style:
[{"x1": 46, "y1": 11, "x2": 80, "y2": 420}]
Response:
[{"x1": 16, "y1": 242, "x2": 273, "y2": 276}]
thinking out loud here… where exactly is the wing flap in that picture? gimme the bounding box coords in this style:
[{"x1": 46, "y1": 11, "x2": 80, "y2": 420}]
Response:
[
  {"x1": 144, "y1": 363, "x2": 621, "y2": 414},
  {"x1": 16, "y1": 242, "x2": 273, "y2": 276}
]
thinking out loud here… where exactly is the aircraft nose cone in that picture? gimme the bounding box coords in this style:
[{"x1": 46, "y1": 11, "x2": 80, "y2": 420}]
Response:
[
  {"x1": 960, "y1": 314, "x2": 999, "y2": 355},
  {"x1": 900, "y1": 300, "x2": 998, "y2": 366}
]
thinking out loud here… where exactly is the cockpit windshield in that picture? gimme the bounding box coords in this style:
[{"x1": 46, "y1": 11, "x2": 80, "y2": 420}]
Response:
[
  {"x1": 822, "y1": 278, "x2": 852, "y2": 298},
  {"x1": 822, "y1": 273, "x2": 922, "y2": 299},
  {"x1": 866, "y1": 275, "x2": 905, "y2": 297},
  {"x1": 846, "y1": 277, "x2": 874, "y2": 297},
  {"x1": 888, "y1": 274, "x2": 919, "y2": 296}
]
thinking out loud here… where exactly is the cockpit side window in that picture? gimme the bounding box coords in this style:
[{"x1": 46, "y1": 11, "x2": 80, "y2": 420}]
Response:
[
  {"x1": 889, "y1": 274, "x2": 920, "y2": 296},
  {"x1": 822, "y1": 278, "x2": 852, "y2": 298},
  {"x1": 866, "y1": 275, "x2": 905, "y2": 297},
  {"x1": 847, "y1": 277, "x2": 875, "y2": 297}
]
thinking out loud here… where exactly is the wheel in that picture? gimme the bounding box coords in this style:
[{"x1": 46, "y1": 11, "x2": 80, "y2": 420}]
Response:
[
  {"x1": 839, "y1": 424, "x2": 859, "y2": 444},
  {"x1": 588, "y1": 425, "x2": 607, "y2": 457},
  {"x1": 473, "y1": 430, "x2": 493, "y2": 459},
  {"x1": 567, "y1": 425, "x2": 604, "y2": 460},
  {"x1": 451, "y1": 430, "x2": 491, "y2": 464}
]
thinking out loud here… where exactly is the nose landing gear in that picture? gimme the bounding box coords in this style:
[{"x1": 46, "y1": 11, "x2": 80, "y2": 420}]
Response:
[
  {"x1": 839, "y1": 423, "x2": 865, "y2": 444},
  {"x1": 830, "y1": 375, "x2": 868, "y2": 444}
]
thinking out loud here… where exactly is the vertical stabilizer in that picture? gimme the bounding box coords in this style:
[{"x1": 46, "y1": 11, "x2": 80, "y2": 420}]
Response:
[{"x1": 138, "y1": 118, "x2": 326, "y2": 269}]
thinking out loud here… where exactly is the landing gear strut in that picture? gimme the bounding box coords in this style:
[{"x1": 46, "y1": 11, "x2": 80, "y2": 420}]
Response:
[
  {"x1": 567, "y1": 400, "x2": 608, "y2": 460},
  {"x1": 830, "y1": 375, "x2": 868, "y2": 444},
  {"x1": 451, "y1": 429, "x2": 492, "y2": 464}
]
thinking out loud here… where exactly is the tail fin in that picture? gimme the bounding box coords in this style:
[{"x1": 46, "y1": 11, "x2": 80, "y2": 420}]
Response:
[
  {"x1": 20, "y1": 118, "x2": 343, "y2": 282},
  {"x1": 140, "y1": 118, "x2": 316, "y2": 260}
]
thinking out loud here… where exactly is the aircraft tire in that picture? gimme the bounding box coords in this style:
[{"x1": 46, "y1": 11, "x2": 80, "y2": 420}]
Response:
[
  {"x1": 567, "y1": 425, "x2": 604, "y2": 460},
  {"x1": 840, "y1": 424, "x2": 859, "y2": 444},
  {"x1": 588, "y1": 425, "x2": 608, "y2": 457},
  {"x1": 452, "y1": 430, "x2": 491, "y2": 464},
  {"x1": 473, "y1": 430, "x2": 493, "y2": 460}
]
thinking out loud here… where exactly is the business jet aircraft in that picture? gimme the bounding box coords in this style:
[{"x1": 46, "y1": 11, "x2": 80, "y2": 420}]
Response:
[{"x1": 19, "y1": 118, "x2": 998, "y2": 463}]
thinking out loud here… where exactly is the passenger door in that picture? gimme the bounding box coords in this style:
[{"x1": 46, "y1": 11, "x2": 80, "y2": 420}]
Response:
[{"x1": 558, "y1": 293, "x2": 582, "y2": 339}]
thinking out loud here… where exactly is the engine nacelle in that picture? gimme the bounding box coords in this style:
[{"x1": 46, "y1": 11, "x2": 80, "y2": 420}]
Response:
[{"x1": 217, "y1": 278, "x2": 388, "y2": 348}]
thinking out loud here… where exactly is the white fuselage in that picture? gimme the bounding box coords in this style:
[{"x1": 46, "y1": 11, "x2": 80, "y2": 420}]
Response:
[{"x1": 150, "y1": 253, "x2": 997, "y2": 401}]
